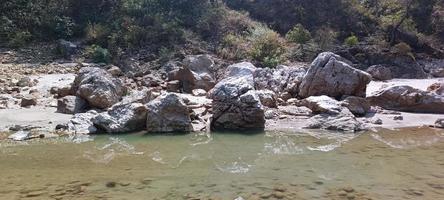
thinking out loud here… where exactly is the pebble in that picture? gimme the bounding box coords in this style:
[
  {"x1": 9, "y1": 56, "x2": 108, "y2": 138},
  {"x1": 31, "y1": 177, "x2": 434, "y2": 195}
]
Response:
[{"x1": 105, "y1": 181, "x2": 117, "y2": 188}]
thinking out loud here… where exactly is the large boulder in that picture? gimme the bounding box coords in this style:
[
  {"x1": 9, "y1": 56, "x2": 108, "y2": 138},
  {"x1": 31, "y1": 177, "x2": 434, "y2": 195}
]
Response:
[
  {"x1": 93, "y1": 103, "x2": 148, "y2": 133},
  {"x1": 298, "y1": 95, "x2": 344, "y2": 115},
  {"x1": 57, "y1": 95, "x2": 88, "y2": 114},
  {"x1": 419, "y1": 59, "x2": 444, "y2": 77},
  {"x1": 305, "y1": 111, "x2": 365, "y2": 132},
  {"x1": 72, "y1": 67, "x2": 125, "y2": 109},
  {"x1": 254, "y1": 89, "x2": 277, "y2": 108},
  {"x1": 146, "y1": 93, "x2": 192, "y2": 133},
  {"x1": 299, "y1": 96, "x2": 365, "y2": 132},
  {"x1": 254, "y1": 65, "x2": 306, "y2": 96},
  {"x1": 67, "y1": 111, "x2": 98, "y2": 134},
  {"x1": 367, "y1": 85, "x2": 444, "y2": 114},
  {"x1": 167, "y1": 55, "x2": 216, "y2": 92},
  {"x1": 299, "y1": 52, "x2": 371, "y2": 99},
  {"x1": 91, "y1": 89, "x2": 155, "y2": 133},
  {"x1": 210, "y1": 62, "x2": 265, "y2": 131},
  {"x1": 366, "y1": 65, "x2": 392, "y2": 81},
  {"x1": 340, "y1": 96, "x2": 370, "y2": 117}
]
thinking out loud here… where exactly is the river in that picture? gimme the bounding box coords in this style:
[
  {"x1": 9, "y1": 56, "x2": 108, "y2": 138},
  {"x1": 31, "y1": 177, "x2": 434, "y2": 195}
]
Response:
[{"x1": 0, "y1": 127, "x2": 443, "y2": 199}]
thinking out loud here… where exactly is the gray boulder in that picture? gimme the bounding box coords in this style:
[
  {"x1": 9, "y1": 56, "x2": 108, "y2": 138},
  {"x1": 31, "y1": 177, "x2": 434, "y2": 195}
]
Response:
[
  {"x1": 57, "y1": 39, "x2": 77, "y2": 58},
  {"x1": 146, "y1": 93, "x2": 192, "y2": 133},
  {"x1": 72, "y1": 67, "x2": 125, "y2": 109},
  {"x1": 254, "y1": 65, "x2": 306, "y2": 96},
  {"x1": 67, "y1": 111, "x2": 98, "y2": 134},
  {"x1": 367, "y1": 85, "x2": 444, "y2": 114},
  {"x1": 419, "y1": 59, "x2": 444, "y2": 77},
  {"x1": 299, "y1": 52, "x2": 371, "y2": 99},
  {"x1": 167, "y1": 55, "x2": 216, "y2": 92},
  {"x1": 254, "y1": 89, "x2": 277, "y2": 108},
  {"x1": 210, "y1": 62, "x2": 265, "y2": 131},
  {"x1": 340, "y1": 96, "x2": 370, "y2": 117},
  {"x1": 366, "y1": 65, "x2": 392, "y2": 81},
  {"x1": 299, "y1": 96, "x2": 365, "y2": 132},
  {"x1": 57, "y1": 95, "x2": 88, "y2": 114},
  {"x1": 305, "y1": 111, "x2": 365, "y2": 132},
  {"x1": 298, "y1": 95, "x2": 344, "y2": 115},
  {"x1": 93, "y1": 103, "x2": 148, "y2": 133}
]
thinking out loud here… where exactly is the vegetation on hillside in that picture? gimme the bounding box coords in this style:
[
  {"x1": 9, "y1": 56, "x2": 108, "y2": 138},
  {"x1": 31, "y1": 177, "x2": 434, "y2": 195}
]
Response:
[{"x1": 1, "y1": 0, "x2": 443, "y2": 67}]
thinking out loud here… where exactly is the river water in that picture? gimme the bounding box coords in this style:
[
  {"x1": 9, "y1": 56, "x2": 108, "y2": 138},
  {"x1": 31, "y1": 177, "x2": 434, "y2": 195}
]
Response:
[{"x1": 0, "y1": 127, "x2": 443, "y2": 200}]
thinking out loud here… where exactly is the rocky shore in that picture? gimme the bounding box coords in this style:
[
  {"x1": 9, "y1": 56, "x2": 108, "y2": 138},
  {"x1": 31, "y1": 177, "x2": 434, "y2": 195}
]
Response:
[{"x1": 1, "y1": 52, "x2": 444, "y2": 141}]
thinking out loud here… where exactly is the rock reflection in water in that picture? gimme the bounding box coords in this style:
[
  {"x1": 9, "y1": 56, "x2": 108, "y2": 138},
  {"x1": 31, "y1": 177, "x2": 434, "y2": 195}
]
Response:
[{"x1": 0, "y1": 127, "x2": 443, "y2": 199}]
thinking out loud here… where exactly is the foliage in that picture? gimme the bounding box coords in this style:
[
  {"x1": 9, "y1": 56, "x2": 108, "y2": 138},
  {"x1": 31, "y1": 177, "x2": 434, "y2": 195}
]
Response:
[
  {"x1": 314, "y1": 26, "x2": 338, "y2": 50},
  {"x1": 248, "y1": 26, "x2": 286, "y2": 68},
  {"x1": 286, "y1": 24, "x2": 311, "y2": 44},
  {"x1": 344, "y1": 35, "x2": 359, "y2": 46},
  {"x1": 86, "y1": 45, "x2": 111, "y2": 63}
]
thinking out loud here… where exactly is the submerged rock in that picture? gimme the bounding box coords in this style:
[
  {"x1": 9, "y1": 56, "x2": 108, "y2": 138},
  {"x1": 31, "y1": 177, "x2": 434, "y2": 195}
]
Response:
[
  {"x1": 146, "y1": 93, "x2": 192, "y2": 133},
  {"x1": 210, "y1": 62, "x2": 265, "y2": 131},
  {"x1": 72, "y1": 67, "x2": 125, "y2": 109},
  {"x1": 299, "y1": 52, "x2": 371, "y2": 99},
  {"x1": 305, "y1": 109, "x2": 365, "y2": 132},
  {"x1": 8, "y1": 130, "x2": 31, "y2": 141},
  {"x1": 367, "y1": 85, "x2": 444, "y2": 114}
]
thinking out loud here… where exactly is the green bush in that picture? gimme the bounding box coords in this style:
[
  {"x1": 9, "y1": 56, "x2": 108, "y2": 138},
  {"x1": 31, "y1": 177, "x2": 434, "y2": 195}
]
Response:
[
  {"x1": 314, "y1": 26, "x2": 338, "y2": 50},
  {"x1": 344, "y1": 35, "x2": 359, "y2": 46},
  {"x1": 8, "y1": 31, "x2": 32, "y2": 48},
  {"x1": 86, "y1": 45, "x2": 111, "y2": 63},
  {"x1": 286, "y1": 24, "x2": 311, "y2": 44},
  {"x1": 249, "y1": 26, "x2": 285, "y2": 68}
]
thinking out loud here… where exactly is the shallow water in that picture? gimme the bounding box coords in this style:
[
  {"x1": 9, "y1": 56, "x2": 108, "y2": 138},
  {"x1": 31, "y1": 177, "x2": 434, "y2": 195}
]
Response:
[{"x1": 0, "y1": 127, "x2": 443, "y2": 200}]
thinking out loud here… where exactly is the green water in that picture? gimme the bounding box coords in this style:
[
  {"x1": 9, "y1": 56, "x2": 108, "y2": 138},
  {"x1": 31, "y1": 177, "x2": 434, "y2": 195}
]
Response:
[{"x1": 0, "y1": 127, "x2": 443, "y2": 200}]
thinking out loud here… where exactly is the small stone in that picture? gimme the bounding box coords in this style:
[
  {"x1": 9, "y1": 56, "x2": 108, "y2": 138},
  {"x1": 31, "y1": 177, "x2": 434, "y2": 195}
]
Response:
[
  {"x1": 20, "y1": 95, "x2": 37, "y2": 107},
  {"x1": 105, "y1": 181, "x2": 116, "y2": 188},
  {"x1": 192, "y1": 89, "x2": 207, "y2": 97},
  {"x1": 393, "y1": 116, "x2": 404, "y2": 121},
  {"x1": 371, "y1": 118, "x2": 383, "y2": 125},
  {"x1": 343, "y1": 187, "x2": 355, "y2": 193}
]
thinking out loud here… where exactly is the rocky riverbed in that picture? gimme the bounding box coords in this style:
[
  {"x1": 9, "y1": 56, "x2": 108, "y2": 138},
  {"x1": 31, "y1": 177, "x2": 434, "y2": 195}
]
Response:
[{"x1": 0, "y1": 52, "x2": 444, "y2": 141}]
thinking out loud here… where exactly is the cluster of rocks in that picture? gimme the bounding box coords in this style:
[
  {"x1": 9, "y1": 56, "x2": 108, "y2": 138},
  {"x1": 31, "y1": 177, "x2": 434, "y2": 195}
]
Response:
[{"x1": 3, "y1": 50, "x2": 444, "y2": 140}]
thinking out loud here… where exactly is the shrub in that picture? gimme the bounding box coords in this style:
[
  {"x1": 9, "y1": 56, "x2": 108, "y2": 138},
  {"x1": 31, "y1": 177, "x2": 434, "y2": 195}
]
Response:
[
  {"x1": 286, "y1": 24, "x2": 311, "y2": 44},
  {"x1": 85, "y1": 23, "x2": 110, "y2": 46},
  {"x1": 8, "y1": 31, "x2": 32, "y2": 48},
  {"x1": 248, "y1": 26, "x2": 286, "y2": 68},
  {"x1": 393, "y1": 42, "x2": 412, "y2": 55},
  {"x1": 344, "y1": 35, "x2": 359, "y2": 46},
  {"x1": 314, "y1": 26, "x2": 338, "y2": 50},
  {"x1": 86, "y1": 45, "x2": 111, "y2": 63}
]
